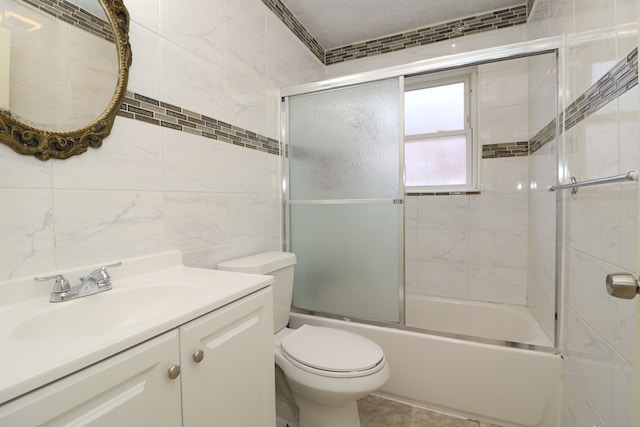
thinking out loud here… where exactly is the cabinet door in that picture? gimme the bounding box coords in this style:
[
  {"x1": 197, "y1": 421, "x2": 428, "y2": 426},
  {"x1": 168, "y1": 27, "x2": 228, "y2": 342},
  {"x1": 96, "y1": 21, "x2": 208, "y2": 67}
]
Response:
[
  {"x1": 180, "y1": 288, "x2": 275, "y2": 427},
  {"x1": 0, "y1": 331, "x2": 182, "y2": 427}
]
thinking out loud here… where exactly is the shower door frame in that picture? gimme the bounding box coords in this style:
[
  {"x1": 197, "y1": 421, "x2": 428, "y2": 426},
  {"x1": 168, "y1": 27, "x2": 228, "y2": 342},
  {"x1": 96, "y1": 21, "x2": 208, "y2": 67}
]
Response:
[
  {"x1": 281, "y1": 77, "x2": 407, "y2": 325},
  {"x1": 280, "y1": 36, "x2": 564, "y2": 354}
]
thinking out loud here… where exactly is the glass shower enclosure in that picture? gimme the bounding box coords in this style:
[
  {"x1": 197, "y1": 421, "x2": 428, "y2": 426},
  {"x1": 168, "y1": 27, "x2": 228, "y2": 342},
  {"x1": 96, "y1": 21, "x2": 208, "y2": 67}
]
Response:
[{"x1": 283, "y1": 78, "x2": 404, "y2": 324}]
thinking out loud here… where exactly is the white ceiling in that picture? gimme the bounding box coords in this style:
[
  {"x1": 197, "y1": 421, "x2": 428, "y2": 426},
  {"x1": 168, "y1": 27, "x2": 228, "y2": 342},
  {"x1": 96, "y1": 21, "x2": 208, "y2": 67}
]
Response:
[{"x1": 280, "y1": 0, "x2": 525, "y2": 49}]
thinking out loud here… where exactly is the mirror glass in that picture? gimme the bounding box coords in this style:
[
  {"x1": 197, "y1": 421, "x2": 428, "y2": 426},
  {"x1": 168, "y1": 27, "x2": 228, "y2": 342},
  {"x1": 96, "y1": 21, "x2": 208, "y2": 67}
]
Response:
[{"x1": 0, "y1": 0, "x2": 119, "y2": 132}]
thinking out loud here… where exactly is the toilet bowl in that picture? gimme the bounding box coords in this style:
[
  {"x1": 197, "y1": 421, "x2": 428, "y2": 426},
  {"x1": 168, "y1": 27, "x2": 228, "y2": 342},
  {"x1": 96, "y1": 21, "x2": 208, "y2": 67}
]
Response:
[{"x1": 218, "y1": 252, "x2": 389, "y2": 427}]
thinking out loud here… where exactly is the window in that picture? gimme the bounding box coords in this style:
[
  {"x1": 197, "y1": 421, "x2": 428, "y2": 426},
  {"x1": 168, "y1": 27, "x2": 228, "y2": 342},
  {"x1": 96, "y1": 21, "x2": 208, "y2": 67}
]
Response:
[{"x1": 404, "y1": 70, "x2": 477, "y2": 191}]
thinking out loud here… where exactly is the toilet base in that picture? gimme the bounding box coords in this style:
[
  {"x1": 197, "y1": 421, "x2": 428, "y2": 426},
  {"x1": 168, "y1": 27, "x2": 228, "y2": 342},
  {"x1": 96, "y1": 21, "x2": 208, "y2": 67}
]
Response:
[{"x1": 294, "y1": 393, "x2": 361, "y2": 427}]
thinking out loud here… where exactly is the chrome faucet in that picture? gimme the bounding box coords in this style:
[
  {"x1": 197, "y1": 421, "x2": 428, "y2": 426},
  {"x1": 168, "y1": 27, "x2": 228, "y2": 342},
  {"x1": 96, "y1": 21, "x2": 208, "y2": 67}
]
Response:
[{"x1": 35, "y1": 262, "x2": 122, "y2": 303}]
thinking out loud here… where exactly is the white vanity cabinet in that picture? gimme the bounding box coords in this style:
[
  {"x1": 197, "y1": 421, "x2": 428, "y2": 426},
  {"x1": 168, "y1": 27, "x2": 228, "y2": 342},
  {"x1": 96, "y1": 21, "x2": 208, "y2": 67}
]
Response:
[
  {"x1": 180, "y1": 286, "x2": 275, "y2": 426},
  {"x1": 0, "y1": 287, "x2": 275, "y2": 427},
  {"x1": 0, "y1": 330, "x2": 183, "y2": 426}
]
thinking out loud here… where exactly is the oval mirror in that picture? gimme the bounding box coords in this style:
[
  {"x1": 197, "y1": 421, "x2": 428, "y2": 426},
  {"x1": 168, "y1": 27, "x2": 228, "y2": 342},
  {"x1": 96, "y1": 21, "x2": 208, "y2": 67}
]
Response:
[{"x1": 0, "y1": 0, "x2": 131, "y2": 160}]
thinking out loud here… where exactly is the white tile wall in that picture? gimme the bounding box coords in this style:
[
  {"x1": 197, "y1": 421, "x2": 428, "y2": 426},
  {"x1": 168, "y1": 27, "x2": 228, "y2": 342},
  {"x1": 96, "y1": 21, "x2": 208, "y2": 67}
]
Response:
[
  {"x1": 530, "y1": 0, "x2": 638, "y2": 424},
  {"x1": 0, "y1": 0, "x2": 324, "y2": 281}
]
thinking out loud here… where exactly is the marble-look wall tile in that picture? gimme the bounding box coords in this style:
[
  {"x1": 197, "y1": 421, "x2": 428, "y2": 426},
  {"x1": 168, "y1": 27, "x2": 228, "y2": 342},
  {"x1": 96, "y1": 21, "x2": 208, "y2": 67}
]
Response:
[
  {"x1": 227, "y1": 193, "x2": 271, "y2": 242},
  {"x1": 417, "y1": 262, "x2": 469, "y2": 298},
  {"x1": 469, "y1": 265, "x2": 527, "y2": 304},
  {"x1": 160, "y1": 0, "x2": 224, "y2": 65},
  {"x1": 566, "y1": 187, "x2": 620, "y2": 265},
  {"x1": 52, "y1": 118, "x2": 164, "y2": 191},
  {"x1": 159, "y1": 39, "x2": 227, "y2": 122},
  {"x1": 0, "y1": 190, "x2": 55, "y2": 280},
  {"x1": 561, "y1": 360, "x2": 608, "y2": 427},
  {"x1": 163, "y1": 128, "x2": 228, "y2": 192},
  {"x1": 53, "y1": 190, "x2": 165, "y2": 269},
  {"x1": 227, "y1": 143, "x2": 279, "y2": 194},
  {"x1": 418, "y1": 229, "x2": 469, "y2": 265},
  {"x1": 164, "y1": 192, "x2": 229, "y2": 251},
  {"x1": 417, "y1": 195, "x2": 469, "y2": 229},
  {"x1": 0, "y1": 145, "x2": 51, "y2": 189},
  {"x1": 480, "y1": 156, "x2": 529, "y2": 193},
  {"x1": 127, "y1": 22, "x2": 161, "y2": 99},
  {"x1": 469, "y1": 194, "x2": 528, "y2": 231},
  {"x1": 469, "y1": 230, "x2": 528, "y2": 268}
]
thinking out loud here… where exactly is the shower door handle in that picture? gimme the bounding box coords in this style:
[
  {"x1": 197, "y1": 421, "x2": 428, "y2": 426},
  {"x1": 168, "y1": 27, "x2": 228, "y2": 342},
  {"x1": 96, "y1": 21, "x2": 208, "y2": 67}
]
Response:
[{"x1": 605, "y1": 273, "x2": 640, "y2": 299}]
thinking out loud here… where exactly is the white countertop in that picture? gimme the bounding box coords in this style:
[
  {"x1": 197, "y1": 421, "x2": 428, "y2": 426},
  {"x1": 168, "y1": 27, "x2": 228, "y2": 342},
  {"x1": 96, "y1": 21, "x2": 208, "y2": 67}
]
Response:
[{"x1": 0, "y1": 251, "x2": 273, "y2": 405}]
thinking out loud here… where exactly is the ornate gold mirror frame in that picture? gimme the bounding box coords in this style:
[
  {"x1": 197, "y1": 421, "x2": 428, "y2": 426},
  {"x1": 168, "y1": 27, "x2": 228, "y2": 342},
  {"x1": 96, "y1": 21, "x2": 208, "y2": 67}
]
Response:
[{"x1": 0, "y1": 0, "x2": 132, "y2": 160}]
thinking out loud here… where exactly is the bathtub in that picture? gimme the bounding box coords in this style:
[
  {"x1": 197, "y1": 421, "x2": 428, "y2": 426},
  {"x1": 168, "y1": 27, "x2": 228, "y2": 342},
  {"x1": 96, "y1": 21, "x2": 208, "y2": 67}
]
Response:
[
  {"x1": 289, "y1": 309, "x2": 562, "y2": 427},
  {"x1": 405, "y1": 293, "x2": 554, "y2": 347}
]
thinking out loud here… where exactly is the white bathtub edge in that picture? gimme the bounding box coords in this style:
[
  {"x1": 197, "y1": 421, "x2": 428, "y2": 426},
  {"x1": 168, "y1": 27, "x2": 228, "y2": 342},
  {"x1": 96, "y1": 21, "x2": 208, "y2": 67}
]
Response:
[{"x1": 290, "y1": 313, "x2": 562, "y2": 427}]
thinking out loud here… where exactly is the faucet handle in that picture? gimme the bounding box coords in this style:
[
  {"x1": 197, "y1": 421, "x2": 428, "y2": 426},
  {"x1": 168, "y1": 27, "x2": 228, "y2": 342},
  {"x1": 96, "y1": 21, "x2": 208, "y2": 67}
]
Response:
[
  {"x1": 34, "y1": 274, "x2": 72, "y2": 293},
  {"x1": 82, "y1": 261, "x2": 122, "y2": 285}
]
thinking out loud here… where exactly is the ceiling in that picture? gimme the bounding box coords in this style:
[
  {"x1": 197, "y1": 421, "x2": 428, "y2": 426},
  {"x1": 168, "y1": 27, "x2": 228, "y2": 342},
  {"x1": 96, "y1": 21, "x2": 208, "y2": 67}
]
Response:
[{"x1": 280, "y1": 0, "x2": 525, "y2": 49}]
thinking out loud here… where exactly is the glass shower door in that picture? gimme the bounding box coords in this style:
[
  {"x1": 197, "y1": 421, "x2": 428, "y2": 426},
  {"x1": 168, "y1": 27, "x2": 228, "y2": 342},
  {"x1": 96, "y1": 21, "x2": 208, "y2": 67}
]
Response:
[{"x1": 284, "y1": 78, "x2": 403, "y2": 323}]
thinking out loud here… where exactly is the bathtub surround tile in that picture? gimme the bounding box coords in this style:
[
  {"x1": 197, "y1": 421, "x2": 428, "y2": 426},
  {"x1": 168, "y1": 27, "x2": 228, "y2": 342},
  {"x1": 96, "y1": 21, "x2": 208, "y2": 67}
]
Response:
[
  {"x1": 417, "y1": 262, "x2": 469, "y2": 299},
  {"x1": 469, "y1": 193, "x2": 528, "y2": 231},
  {"x1": 469, "y1": 266, "x2": 527, "y2": 305},
  {"x1": 480, "y1": 156, "x2": 529, "y2": 193},
  {"x1": 418, "y1": 229, "x2": 469, "y2": 265},
  {"x1": 417, "y1": 195, "x2": 469, "y2": 230},
  {"x1": 469, "y1": 230, "x2": 528, "y2": 269},
  {"x1": 565, "y1": 308, "x2": 615, "y2": 422}
]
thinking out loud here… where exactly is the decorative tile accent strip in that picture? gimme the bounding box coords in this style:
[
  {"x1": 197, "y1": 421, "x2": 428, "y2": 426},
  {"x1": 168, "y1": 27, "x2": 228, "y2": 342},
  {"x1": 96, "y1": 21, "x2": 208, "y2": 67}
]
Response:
[
  {"x1": 117, "y1": 91, "x2": 281, "y2": 155},
  {"x1": 482, "y1": 141, "x2": 529, "y2": 158},
  {"x1": 530, "y1": 47, "x2": 638, "y2": 155},
  {"x1": 325, "y1": 5, "x2": 527, "y2": 66},
  {"x1": 529, "y1": 118, "x2": 557, "y2": 154},
  {"x1": 406, "y1": 190, "x2": 481, "y2": 196},
  {"x1": 527, "y1": 0, "x2": 536, "y2": 15},
  {"x1": 20, "y1": 0, "x2": 114, "y2": 43},
  {"x1": 260, "y1": 0, "x2": 325, "y2": 63}
]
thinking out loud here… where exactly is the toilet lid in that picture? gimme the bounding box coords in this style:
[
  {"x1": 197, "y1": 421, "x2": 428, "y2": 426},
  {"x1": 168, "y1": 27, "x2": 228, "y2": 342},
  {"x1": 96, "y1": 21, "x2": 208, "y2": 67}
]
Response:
[{"x1": 281, "y1": 325, "x2": 384, "y2": 373}]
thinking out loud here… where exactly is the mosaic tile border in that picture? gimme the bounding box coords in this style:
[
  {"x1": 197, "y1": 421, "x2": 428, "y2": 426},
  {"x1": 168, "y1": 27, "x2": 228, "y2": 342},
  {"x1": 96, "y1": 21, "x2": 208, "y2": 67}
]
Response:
[
  {"x1": 260, "y1": 0, "x2": 324, "y2": 63},
  {"x1": 21, "y1": 0, "x2": 114, "y2": 43},
  {"x1": 117, "y1": 91, "x2": 280, "y2": 155},
  {"x1": 530, "y1": 46, "x2": 638, "y2": 155},
  {"x1": 261, "y1": 1, "x2": 528, "y2": 66},
  {"x1": 482, "y1": 141, "x2": 529, "y2": 158},
  {"x1": 406, "y1": 190, "x2": 482, "y2": 196},
  {"x1": 324, "y1": 6, "x2": 527, "y2": 66}
]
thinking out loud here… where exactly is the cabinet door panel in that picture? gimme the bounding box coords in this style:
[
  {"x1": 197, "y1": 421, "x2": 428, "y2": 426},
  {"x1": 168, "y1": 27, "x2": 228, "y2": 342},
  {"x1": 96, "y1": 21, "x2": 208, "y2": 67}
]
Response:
[
  {"x1": 180, "y1": 288, "x2": 275, "y2": 427},
  {"x1": 0, "y1": 331, "x2": 182, "y2": 427}
]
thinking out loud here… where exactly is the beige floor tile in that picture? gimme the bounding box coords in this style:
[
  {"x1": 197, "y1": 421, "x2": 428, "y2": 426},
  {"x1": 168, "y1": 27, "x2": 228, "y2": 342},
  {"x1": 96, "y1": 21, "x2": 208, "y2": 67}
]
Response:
[{"x1": 357, "y1": 395, "x2": 504, "y2": 427}]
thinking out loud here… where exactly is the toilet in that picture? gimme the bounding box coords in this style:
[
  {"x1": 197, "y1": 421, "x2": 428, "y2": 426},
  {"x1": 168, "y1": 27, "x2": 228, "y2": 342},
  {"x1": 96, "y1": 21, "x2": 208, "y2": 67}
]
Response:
[{"x1": 218, "y1": 251, "x2": 389, "y2": 427}]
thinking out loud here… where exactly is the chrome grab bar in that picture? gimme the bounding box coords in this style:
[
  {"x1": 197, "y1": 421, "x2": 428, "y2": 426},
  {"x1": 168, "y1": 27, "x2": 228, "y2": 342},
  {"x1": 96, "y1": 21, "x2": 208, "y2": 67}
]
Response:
[{"x1": 547, "y1": 171, "x2": 638, "y2": 194}]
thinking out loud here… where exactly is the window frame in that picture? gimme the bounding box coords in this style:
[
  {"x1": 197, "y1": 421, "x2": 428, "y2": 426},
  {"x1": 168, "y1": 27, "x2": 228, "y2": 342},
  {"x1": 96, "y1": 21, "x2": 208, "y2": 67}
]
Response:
[{"x1": 403, "y1": 68, "x2": 478, "y2": 193}]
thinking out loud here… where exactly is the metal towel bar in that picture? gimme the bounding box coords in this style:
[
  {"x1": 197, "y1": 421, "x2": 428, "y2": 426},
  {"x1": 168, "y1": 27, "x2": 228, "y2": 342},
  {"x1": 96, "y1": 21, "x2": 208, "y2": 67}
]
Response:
[{"x1": 547, "y1": 171, "x2": 638, "y2": 194}]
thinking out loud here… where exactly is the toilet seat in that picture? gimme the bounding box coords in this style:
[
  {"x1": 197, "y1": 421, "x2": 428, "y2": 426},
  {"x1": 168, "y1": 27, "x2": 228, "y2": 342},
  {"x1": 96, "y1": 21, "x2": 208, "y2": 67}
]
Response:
[{"x1": 280, "y1": 325, "x2": 385, "y2": 378}]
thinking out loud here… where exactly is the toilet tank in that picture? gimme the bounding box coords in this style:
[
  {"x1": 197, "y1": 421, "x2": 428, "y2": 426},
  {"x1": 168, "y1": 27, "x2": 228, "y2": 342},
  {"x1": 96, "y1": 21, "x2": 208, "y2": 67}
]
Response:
[{"x1": 218, "y1": 251, "x2": 297, "y2": 333}]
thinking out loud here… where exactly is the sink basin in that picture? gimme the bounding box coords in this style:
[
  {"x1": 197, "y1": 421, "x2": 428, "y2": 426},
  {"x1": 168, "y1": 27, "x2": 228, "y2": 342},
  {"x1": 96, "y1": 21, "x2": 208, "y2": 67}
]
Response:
[{"x1": 14, "y1": 282, "x2": 204, "y2": 342}]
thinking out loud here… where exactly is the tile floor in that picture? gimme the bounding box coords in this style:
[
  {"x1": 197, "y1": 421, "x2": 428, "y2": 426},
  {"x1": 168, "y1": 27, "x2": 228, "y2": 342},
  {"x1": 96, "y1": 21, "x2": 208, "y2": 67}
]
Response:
[{"x1": 357, "y1": 395, "x2": 503, "y2": 427}]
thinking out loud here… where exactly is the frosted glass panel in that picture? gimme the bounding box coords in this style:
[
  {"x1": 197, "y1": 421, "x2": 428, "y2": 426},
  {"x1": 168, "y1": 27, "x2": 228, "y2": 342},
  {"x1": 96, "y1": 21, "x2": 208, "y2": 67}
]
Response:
[
  {"x1": 290, "y1": 204, "x2": 402, "y2": 323},
  {"x1": 288, "y1": 79, "x2": 401, "y2": 200},
  {"x1": 405, "y1": 82, "x2": 464, "y2": 135},
  {"x1": 405, "y1": 135, "x2": 467, "y2": 186}
]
